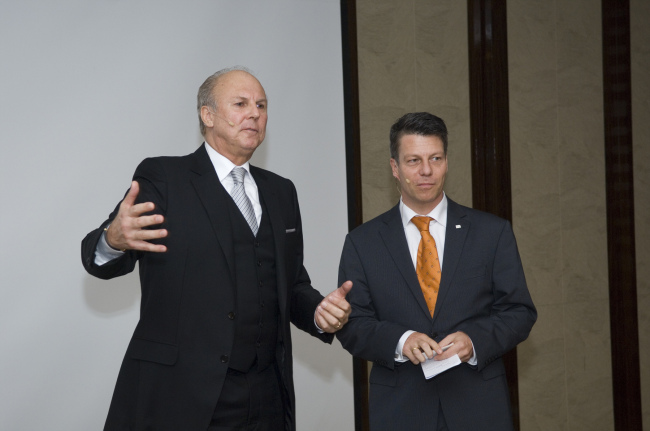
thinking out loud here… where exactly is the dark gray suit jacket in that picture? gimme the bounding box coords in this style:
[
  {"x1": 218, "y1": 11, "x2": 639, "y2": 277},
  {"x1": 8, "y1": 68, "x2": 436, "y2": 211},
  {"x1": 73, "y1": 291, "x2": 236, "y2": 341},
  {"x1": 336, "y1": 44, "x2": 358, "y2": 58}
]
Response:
[
  {"x1": 336, "y1": 199, "x2": 536, "y2": 431},
  {"x1": 82, "y1": 145, "x2": 332, "y2": 431}
]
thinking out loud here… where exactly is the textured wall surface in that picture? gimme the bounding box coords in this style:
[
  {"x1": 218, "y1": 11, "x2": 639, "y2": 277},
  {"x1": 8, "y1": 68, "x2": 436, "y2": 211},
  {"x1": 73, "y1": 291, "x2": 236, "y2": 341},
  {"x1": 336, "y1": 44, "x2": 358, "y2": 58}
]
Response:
[
  {"x1": 356, "y1": 0, "x2": 471, "y2": 223},
  {"x1": 509, "y1": 1, "x2": 614, "y2": 430}
]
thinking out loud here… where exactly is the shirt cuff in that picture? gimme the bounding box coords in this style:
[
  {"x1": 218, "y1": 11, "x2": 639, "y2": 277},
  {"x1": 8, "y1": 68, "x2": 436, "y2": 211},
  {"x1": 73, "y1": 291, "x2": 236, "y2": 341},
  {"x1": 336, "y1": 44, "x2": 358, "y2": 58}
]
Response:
[
  {"x1": 94, "y1": 229, "x2": 125, "y2": 266},
  {"x1": 394, "y1": 330, "x2": 416, "y2": 362},
  {"x1": 467, "y1": 337, "x2": 477, "y2": 366},
  {"x1": 314, "y1": 317, "x2": 324, "y2": 334}
]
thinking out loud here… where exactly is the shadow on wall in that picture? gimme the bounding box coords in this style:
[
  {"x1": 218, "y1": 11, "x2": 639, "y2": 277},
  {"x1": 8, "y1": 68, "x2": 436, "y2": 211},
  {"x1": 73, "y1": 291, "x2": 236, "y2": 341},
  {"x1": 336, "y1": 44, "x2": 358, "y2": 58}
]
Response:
[
  {"x1": 291, "y1": 327, "x2": 354, "y2": 384},
  {"x1": 83, "y1": 272, "x2": 141, "y2": 316}
]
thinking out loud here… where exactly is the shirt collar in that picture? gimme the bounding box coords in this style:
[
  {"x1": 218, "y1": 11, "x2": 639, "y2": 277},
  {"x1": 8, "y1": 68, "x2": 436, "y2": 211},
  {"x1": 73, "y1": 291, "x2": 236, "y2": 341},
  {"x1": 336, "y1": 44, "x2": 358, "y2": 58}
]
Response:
[
  {"x1": 399, "y1": 193, "x2": 448, "y2": 229},
  {"x1": 204, "y1": 142, "x2": 251, "y2": 181}
]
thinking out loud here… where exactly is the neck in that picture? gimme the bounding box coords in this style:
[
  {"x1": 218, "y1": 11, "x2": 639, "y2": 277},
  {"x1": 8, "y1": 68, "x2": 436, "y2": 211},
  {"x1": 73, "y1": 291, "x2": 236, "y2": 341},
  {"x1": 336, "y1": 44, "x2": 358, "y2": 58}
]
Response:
[{"x1": 205, "y1": 139, "x2": 252, "y2": 166}]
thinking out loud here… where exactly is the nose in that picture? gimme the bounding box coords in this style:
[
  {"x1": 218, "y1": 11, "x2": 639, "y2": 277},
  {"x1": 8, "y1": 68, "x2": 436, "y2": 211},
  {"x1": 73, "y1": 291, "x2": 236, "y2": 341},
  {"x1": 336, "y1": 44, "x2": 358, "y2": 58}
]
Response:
[
  {"x1": 420, "y1": 160, "x2": 433, "y2": 176},
  {"x1": 249, "y1": 104, "x2": 260, "y2": 119}
]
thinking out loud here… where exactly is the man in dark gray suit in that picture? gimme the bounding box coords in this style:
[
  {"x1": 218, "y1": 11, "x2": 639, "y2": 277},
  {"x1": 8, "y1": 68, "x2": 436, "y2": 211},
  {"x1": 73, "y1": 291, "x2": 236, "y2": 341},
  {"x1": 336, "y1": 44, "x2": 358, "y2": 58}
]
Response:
[
  {"x1": 82, "y1": 66, "x2": 352, "y2": 431},
  {"x1": 336, "y1": 112, "x2": 536, "y2": 431}
]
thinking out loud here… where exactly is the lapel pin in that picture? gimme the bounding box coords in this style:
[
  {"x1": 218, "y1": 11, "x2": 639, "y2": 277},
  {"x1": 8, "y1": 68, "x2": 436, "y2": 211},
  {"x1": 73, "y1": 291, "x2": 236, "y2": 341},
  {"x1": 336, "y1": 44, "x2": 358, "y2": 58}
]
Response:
[{"x1": 456, "y1": 225, "x2": 461, "y2": 229}]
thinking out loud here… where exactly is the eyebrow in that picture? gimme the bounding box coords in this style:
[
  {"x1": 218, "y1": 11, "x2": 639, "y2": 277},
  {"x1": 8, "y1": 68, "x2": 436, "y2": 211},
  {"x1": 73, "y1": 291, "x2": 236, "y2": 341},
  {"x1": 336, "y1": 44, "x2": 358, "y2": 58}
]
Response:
[{"x1": 230, "y1": 96, "x2": 267, "y2": 103}]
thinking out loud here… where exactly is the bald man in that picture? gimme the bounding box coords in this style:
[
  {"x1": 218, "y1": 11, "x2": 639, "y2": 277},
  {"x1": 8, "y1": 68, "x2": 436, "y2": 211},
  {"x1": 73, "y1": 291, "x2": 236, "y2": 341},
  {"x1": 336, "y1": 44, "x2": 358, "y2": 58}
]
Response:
[{"x1": 82, "y1": 67, "x2": 352, "y2": 431}]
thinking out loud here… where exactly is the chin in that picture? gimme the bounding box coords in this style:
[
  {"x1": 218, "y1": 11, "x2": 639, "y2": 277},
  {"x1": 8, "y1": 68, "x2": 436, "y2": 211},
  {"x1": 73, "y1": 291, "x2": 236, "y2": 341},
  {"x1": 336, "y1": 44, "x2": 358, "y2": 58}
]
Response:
[{"x1": 241, "y1": 141, "x2": 263, "y2": 151}]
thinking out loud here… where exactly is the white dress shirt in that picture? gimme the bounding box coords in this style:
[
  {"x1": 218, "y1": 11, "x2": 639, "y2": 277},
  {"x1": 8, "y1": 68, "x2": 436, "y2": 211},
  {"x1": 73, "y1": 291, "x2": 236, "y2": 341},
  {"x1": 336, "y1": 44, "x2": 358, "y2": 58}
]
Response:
[
  {"x1": 94, "y1": 142, "x2": 262, "y2": 265},
  {"x1": 393, "y1": 194, "x2": 477, "y2": 365}
]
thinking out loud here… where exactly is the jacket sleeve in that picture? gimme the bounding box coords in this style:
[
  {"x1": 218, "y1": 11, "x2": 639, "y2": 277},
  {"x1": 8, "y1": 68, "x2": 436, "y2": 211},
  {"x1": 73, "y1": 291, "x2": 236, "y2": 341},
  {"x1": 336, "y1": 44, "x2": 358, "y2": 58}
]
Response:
[
  {"x1": 335, "y1": 234, "x2": 411, "y2": 369},
  {"x1": 285, "y1": 181, "x2": 333, "y2": 344},
  {"x1": 455, "y1": 220, "x2": 537, "y2": 371},
  {"x1": 80, "y1": 158, "x2": 167, "y2": 280}
]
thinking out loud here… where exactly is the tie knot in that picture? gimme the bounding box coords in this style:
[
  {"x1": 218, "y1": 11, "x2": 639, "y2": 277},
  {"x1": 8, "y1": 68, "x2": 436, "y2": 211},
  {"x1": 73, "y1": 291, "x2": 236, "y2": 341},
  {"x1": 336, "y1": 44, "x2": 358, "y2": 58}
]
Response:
[
  {"x1": 231, "y1": 167, "x2": 246, "y2": 184},
  {"x1": 412, "y1": 216, "x2": 433, "y2": 232}
]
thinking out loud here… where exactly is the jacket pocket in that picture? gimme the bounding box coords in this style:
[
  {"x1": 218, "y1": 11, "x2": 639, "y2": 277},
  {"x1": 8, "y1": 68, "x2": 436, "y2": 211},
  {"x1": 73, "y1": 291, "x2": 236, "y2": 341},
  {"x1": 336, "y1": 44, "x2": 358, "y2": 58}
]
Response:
[
  {"x1": 481, "y1": 358, "x2": 506, "y2": 380},
  {"x1": 460, "y1": 265, "x2": 487, "y2": 280},
  {"x1": 129, "y1": 337, "x2": 178, "y2": 365},
  {"x1": 369, "y1": 365, "x2": 398, "y2": 387}
]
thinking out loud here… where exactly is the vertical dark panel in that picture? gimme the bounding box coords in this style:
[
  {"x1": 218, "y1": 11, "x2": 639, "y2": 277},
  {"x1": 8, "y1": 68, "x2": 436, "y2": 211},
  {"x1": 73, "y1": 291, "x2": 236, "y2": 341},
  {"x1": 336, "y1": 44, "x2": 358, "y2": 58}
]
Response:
[
  {"x1": 341, "y1": 0, "x2": 363, "y2": 232},
  {"x1": 602, "y1": 1, "x2": 642, "y2": 429},
  {"x1": 467, "y1": 0, "x2": 520, "y2": 429},
  {"x1": 340, "y1": 1, "x2": 369, "y2": 430}
]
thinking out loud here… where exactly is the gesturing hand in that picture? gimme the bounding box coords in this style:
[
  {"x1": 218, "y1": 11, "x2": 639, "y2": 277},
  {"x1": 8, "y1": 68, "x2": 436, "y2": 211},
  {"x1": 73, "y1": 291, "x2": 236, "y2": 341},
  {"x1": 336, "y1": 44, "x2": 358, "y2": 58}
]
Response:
[
  {"x1": 434, "y1": 331, "x2": 474, "y2": 363},
  {"x1": 403, "y1": 332, "x2": 443, "y2": 365},
  {"x1": 105, "y1": 181, "x2": 168, "y2": 252},
  {"x1": 315, "y1": 281, "x2": 353, "y2": 333},
  {"x1": 403, "y1": 331, "x2": 474, "y2": 364}
]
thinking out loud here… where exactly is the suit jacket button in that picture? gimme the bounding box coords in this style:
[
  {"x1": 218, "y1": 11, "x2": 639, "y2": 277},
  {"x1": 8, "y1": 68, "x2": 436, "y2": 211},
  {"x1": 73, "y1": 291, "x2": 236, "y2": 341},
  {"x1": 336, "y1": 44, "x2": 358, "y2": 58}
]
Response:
[
  {"x1": 228, "y1": 312, "x2": 236, "y2": 320},
  {"x1": 220, "y1": 355, "x2": 229, "y2": 363}
]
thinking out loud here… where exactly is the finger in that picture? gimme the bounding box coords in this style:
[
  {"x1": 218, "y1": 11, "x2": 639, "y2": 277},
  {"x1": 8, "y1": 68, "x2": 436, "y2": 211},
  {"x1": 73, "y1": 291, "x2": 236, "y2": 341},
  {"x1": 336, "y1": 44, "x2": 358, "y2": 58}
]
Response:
[
  {"x1": 132, "y1": 214, "x2": 165, "y2": 229},
  {"x1": 426, "y1": 339, "x2": 443, "y2": 356},
  {"x1": 403, "y1": 347, "x2": 417, "y2": 364},
  {"x1": 329, "y1": 281, "x2": 353, "y2": 300},
  {"x1": 132, "y1": 228, "x2": 168, "y2": 241},
  {"x1": 438, "y1": 334, "x2": 454, "y2": 346},
  {"x1": 122, "y1": 181, "x2": 140, "y2": 208},
  {"x1": 129, "y1": 201, "x2": 157, "y2": 218},
  {"x1": 128, "y1": 240, "x2": 167, "y2": 253},
  {"x1": 316, "y1": 305, "x2": 343, "y2": 332},
  {"x1": 318, "y1": 300, "x2": 348, "y2": 322},
  {"x1": 408, "y1": 346, "x2": 425, "y2": 364},
  {"x1": 315, "y1": 312, "x2": 335, "y2": 332},
  {"x1": 419, "y1": 344, "x2": 435, "y2": 360},
  {"x1": 316, "y1": 305, "x2": 341, "y2": 326},
  {"x1": 437, "y1": 336, "x2": 455, "y2": 355},
  {"x1": 338, "y1": 280, "x2": 353, "y2": 297},
  {"x1": 323, "y1": 290, "x2": 352, "y2": 314}
]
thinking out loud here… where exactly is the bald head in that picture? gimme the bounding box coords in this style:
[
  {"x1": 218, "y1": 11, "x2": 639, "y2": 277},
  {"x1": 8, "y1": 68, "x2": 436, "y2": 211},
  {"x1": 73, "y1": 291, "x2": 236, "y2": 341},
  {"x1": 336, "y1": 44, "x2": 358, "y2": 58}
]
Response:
[
  {"x1": 198, "y1": 67, "x2": 268, "y2": 165},
  {"x1": 197, "y1": 66, "x2": 260, "y2": 136}
]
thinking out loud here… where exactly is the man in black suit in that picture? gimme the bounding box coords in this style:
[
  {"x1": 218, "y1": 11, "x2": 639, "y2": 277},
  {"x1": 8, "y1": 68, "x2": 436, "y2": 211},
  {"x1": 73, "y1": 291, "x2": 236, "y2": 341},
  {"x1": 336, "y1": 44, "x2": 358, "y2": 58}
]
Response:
[
  {"x1": 336, "y1": 112, "x2": 536, "y2": 430},
  {"x1": 82, "y1": 66, "x2": 352, "y2": 431}
]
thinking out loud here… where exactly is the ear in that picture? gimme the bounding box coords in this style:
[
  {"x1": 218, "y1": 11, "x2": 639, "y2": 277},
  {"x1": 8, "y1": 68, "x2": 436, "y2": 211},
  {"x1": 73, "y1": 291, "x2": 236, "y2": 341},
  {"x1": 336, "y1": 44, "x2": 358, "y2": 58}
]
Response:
[
  {"x1": 390, "y1": 158, "x2": 400, "y2": 181},
  {"x1": 200, "y1": 106, "x2": 215, "y2": 128}
]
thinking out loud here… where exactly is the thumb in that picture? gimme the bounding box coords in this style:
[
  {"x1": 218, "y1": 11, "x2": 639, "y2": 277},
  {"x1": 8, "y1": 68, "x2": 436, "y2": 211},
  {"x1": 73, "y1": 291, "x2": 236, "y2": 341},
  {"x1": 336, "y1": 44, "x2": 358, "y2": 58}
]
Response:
[
  {"x1": 122, "y1": 181, "x2": 140, "y2": 207},
  {"x1": 333, "y1": 280, "x2": 353, "y2": 298}
]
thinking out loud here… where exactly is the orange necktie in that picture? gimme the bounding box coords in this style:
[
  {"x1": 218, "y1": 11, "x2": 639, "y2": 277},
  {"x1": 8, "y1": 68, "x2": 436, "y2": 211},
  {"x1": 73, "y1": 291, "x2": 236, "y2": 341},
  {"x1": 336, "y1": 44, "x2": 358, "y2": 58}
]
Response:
[{"x1": 411, "y1": 216, "x2": 441, "y2": 317}]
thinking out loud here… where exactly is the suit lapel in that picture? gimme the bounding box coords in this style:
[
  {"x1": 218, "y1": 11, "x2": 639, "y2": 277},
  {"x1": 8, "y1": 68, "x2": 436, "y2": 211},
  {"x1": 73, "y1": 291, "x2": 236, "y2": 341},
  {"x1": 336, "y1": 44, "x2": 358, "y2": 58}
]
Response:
[
  {"x1": 189, "y1": 145, "x2": 236, "y2": 284},
  {"x1": 433, "y1": 198, "x2": 469, "y2": 322},
  {"x1": 379, "y1": 205, "x2": 432, "y2": 318},
  {"x1": 251, "y1": 167, "x2": 288, "y2": 318}
]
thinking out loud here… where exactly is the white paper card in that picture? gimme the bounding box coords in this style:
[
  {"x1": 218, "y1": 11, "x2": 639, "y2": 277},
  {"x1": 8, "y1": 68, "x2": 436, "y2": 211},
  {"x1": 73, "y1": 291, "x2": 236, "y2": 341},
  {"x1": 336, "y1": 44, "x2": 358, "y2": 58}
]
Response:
[{"x1": 421, "y1": 354, "x2": 461, "y2": 379}]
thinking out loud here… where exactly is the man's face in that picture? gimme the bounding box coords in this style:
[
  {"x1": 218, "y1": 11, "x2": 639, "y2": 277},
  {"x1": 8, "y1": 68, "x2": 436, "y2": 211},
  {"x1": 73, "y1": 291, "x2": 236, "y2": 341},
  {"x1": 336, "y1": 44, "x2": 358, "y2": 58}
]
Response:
[
  {"x1": 390, "y1": 133, "x2": 447, "y2": 214},
  {"x1": 201, "y1": 71, "x2": 268, "y2": 164}
]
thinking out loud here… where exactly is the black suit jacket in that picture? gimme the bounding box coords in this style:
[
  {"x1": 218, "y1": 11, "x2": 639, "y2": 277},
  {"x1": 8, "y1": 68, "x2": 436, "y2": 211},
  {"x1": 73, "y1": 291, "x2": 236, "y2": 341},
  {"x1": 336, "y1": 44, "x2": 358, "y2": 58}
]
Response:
[
  {"x1": 82, "y1": 145, "x2": 332, "y2": 431},
  {"x1": 336, "y1": 199, "x2": 536, "y2": 431}
]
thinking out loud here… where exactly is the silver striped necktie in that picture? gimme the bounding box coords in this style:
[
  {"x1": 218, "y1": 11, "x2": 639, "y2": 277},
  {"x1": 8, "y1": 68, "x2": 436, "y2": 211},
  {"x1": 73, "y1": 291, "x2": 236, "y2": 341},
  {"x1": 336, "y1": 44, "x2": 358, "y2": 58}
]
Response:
[{"x1": 230, "y1": 167, "x2": 259, "y2": 235}]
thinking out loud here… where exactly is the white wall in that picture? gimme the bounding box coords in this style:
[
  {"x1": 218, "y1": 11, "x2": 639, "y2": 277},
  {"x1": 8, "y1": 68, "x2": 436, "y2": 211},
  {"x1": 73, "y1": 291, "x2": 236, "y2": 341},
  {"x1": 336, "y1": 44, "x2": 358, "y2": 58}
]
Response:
[{"x1": 0, "y1": 1, "x2": 353, "y2": 429}]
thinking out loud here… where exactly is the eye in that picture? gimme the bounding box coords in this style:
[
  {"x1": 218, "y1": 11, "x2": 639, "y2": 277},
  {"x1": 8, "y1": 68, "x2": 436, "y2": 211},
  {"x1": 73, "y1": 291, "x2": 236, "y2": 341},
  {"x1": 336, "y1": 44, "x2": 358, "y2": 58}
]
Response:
[
  {"x1": 235, "y1": 102, "x2": 245, "y2": 107},
  {"x1": 257, "y1": 103, "x2": 266, "y2": 109}
]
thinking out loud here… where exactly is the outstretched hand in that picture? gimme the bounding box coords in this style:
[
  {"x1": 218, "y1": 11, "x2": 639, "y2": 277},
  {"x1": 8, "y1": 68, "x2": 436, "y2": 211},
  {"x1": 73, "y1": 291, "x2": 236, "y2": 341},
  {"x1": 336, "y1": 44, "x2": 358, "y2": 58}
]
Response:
[
  {"x1": 315, "y1": 281, "x2": 353, "y2": 333},
  {"x1": 105, "y1": 181, "x2": 168, "y2": 252}
]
